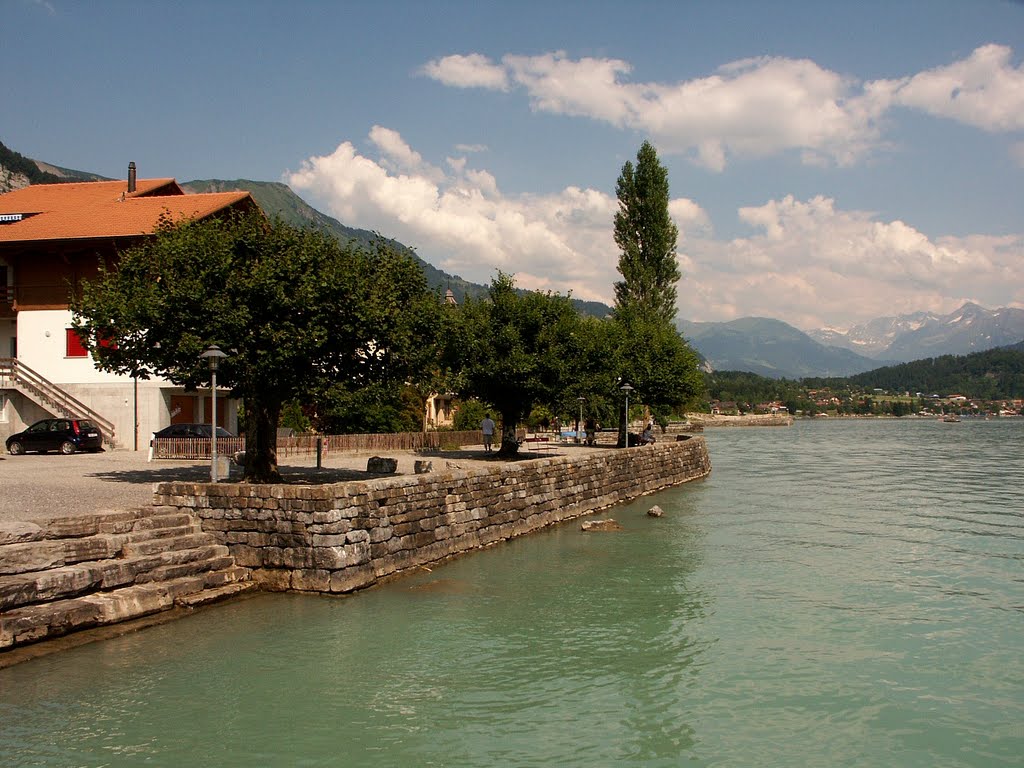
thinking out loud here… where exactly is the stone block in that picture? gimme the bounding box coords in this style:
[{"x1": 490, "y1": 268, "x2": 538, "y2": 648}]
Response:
[
  {"x1": 0, "y1": 541, "x2": 68, "y2": 575},
  {"x1": 345, "y1": 529, "x2": 370, "y2": 544},
  {"x1": 251, "y1": 568, "x2": 292, "y2": 592},
  {"x1": 83, "y1": 585, "x2": 174, "y2": 624},
  {"x1": 0, "y1": 522, "x2": 44, "y2": 546},
  {"x1": 414, "y1": 460, "x2": 433, "y2": 474},
  {"x1": 367, "y1": 456, "x2": 398, "y2": 474},
  {"x1": 1, "y1": 596, "x2": 104, "y2": 648},
  {"x1": 291, "y1": 569, "x2": 331, "y2": 592},
  {"x1": 330, "y1": 565, "x2": 376, "y2": 593}
]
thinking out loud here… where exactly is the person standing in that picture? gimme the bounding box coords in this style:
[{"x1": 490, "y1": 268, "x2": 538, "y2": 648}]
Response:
[{"x1": 481, "y1": 413, "x2": 496, "y2": 452}]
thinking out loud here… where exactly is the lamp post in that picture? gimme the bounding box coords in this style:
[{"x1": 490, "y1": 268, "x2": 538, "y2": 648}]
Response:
[
  {"x1": 200, "y1": 345, "x2": 228, "y2": 482},
  {"x1": 620, "y1": 383, "x2": 634, "y2": 447},
  {"x1": 576, "y1": 396, "x2": 585, "y2": 444}
]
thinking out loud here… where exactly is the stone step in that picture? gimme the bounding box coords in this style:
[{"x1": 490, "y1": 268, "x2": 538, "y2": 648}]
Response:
[
  {"x1": 121, "y1": 533, "x2": 220, "y2": 557},
  {"x1": 122, "y1": 523, "x2": 205, "y2": 544},
  {"x1": 0, "y1": 521, "x2": 207, "y2": 577},
  {"x1": 175, "y1": 581, "x2": 257, "y2": 609},
  {"x1": 135, "y1": 554, "x2": 237, "y2": 584},
  {"x1": 0, "y1": 575, "x2": 205, "y2": 650},
  {"x1": 0, "y1": 570, "x2": 256, "y2": 650},
  {"x1": 202, "y1": 565, "x2": 252, "y2": 589},
  {"x1": 0, "y1": 545, "x2": 232, "y2": 612}
]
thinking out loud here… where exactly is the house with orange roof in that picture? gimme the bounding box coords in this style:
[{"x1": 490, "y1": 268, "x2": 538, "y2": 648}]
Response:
[{"x1": 0, "y1": 164, "x2": 256, "y2": 449}]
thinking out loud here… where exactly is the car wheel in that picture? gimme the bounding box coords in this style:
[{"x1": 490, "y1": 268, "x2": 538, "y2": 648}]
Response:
[
  {"x1": 8, "y1": 441, "x2": 25, "y2": 455},
  {"x1": 59, "y1": 440, "x2": 77, "y2": 455}
]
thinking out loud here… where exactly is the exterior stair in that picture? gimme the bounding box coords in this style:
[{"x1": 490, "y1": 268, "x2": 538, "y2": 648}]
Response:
[
  {"x1": 0, "y1": 508, "x2": 254, "y2": 651},
  {"x1": 0, "y1": 357, "x2": 118, "y2": 450}
]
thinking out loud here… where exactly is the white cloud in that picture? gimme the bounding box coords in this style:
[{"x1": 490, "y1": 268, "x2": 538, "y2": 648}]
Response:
[
  {"x1": 682, "y1": 196, "x2": 1023, "y2": 328},
  {"x1": 286, "y1": 131, "x2": 1021, "y2": 330},
  {"x1": 287, "y1": 129, "x2": 707, "y2": 305},
  {"x1": 420, "y1": 45, "x2": 1022, "y2": 170},
  {"x1": 419, "y1": 53, "x2": 509, "y2": 90},
  {"x1": 889, "y1": 44, "x2": 1024, "y2": 131}
]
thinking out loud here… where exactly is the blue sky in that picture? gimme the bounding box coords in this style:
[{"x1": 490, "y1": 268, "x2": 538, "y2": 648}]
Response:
[{"x1": 4, "y1": 0, "x2": 1023, "y2": 330}]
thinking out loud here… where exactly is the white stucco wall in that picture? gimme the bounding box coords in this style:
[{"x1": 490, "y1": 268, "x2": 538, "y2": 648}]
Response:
[
  {"x1": 16, "y1": 309, "x2": 127, "y2": 384},
  {"x1": 9, "y1": 309, "x2": 237, "y2": 449}
]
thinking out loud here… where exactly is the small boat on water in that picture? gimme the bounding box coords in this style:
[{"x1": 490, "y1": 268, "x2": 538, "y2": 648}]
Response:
[{"x1": 940, "y1": 414, "x2": 962, "y2": 423}]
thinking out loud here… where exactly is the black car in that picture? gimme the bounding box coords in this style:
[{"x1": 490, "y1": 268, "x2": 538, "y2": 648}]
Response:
[
  {"x1": 6, "y1": 418, "x2": 104, "y2": 455},
  {"x1": 152, "y1": 423, "x2": 235, "y2": 439}
]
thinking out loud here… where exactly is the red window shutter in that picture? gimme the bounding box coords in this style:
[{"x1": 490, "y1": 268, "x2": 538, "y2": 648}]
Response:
[{"x1": 66, "y1": 329, "x2": 88, "y2": 357}]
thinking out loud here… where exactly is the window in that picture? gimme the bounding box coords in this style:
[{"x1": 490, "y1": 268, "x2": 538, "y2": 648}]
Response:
[{"x1": 66, "y1": 328, "x2": 88, "y2": 357}]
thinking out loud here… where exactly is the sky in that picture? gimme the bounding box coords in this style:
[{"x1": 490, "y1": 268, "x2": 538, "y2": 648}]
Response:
[{"x1": 3, "y1": 0, "x2": 1023, "y2": 331}]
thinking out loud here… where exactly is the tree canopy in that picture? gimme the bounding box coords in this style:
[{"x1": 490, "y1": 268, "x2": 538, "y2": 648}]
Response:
[
  {"x1": 613, "y1": 140, "x2": 681, "y2": 324},
  {"x1": 443, "y1": 273, "x2": 579, "y2": 455},
  {"x1": 71, "y1": 211, "x2": 441, "y2": 482}
]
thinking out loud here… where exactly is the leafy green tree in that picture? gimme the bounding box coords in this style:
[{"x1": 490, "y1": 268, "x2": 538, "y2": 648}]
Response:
[
  {"x1": 452, "y1": 398, "x2": 489, "y2": 432},
  {"x1": 72, "y1": 211, "x2": 441, "y2": 482},
  {"x1": 613, "y1": 140, "x2": 681, "y2": 324},
  {"x1": 444, "y1": 273, "x2": 579, "y2": 455}
]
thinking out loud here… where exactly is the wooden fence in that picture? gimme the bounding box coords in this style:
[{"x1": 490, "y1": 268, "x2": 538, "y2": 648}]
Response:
[{"x1": 149, "y1": 431, "x2": 486, "y2": 460}]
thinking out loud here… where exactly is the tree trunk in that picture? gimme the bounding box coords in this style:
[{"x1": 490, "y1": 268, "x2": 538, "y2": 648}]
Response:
[
  {"x1": 497, "y1": 409, "x2": 521, "y2": 457},
  {"x1": 244, "y1": 397, "x2": 282, "y2": 483}
]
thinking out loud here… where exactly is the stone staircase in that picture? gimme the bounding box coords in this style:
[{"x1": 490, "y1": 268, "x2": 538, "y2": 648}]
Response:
[{"x1": 0, "y1": 508, "x2": 254, "y2": 651}]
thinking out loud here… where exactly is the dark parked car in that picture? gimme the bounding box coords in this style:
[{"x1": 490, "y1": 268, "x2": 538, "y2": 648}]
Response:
[
  {"x1": 6, "y1": 418, "x2": 104, "y2": 455},
  {"x1": 152, "y1": 423, "x2": 235, "y2": 439}
]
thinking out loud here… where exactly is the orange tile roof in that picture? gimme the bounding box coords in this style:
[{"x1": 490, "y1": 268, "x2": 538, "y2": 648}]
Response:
[{"x1": 0, "y1": 179, "x2": 254, "y2": 244}]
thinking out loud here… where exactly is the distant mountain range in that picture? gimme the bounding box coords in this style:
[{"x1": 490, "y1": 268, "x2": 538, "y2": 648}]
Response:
[
  {"x1": 677, "y1": 317, "x2": 882, "y2": 379},
  {"x1": 806, "y1": 302, "x2": 1024, "y2": 362},
  {"x1": 4, "y1": 140, "x2": 1022, "y2": 379},
  {"x1": 680, "y1": 304, "x2": 1024, "y2": 379}
]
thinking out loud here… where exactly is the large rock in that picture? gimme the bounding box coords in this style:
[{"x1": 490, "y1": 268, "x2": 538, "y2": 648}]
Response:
[
  {"x1": 366, "y1": 456, "x2": 398, "y2": 474},
  {"x1": 581, "y1": 519, "x2": 623, "y2": 532}
]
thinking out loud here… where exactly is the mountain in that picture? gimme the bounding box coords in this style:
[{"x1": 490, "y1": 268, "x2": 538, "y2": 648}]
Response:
[
  {"x1": 807, "y1": 303, "x2": 1024, "y2": 361},
  {"x1": 678, "y1": 317, "x2": 880, "y2": 378},
  {"x1": 0, "y1": 140, "x2": 108, "y2": 192},
  {"x1": 844, "y1": 343, "x2": 1024, "y2": 399}
]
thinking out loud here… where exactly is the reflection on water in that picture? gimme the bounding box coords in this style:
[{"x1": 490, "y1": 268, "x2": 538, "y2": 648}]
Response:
[{"x1": 1, "y1": 419, "x2": 1021, "y2": 767}]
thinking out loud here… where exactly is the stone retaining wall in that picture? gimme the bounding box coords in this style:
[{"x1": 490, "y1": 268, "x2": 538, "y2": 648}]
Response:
[{"x1": 155, "y1": 439, "x2": 711, "y2": 594}]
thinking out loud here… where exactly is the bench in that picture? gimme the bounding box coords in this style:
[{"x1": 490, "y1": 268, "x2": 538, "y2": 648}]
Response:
[{"x1": 521, "y1": 435, "x2": 555, "y2": 452}]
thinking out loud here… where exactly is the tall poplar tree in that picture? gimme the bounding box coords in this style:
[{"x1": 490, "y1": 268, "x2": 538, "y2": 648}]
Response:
[
  {"x1": 613, "y1": 140, "x2": 680, "y2": 323},
  {"x1": 611, "y1": 142, "x2": 703, "y2": 443}
]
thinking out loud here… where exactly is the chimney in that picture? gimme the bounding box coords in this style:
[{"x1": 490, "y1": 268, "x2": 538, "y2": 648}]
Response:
[{"x1": 128, "y1": 161, "x2": 136, "y2": 193}]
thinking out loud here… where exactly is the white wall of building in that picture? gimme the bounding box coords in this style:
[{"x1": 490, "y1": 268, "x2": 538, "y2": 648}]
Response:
[
  {"x1": 9, "y1": 309, "x2": 238, "y2": 450},
  {"x1": 16, "y1": 309, "x2": 127, "y2": 384}
]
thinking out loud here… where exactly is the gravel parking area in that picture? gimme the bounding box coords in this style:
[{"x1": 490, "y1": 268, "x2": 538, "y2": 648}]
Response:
[{"x1": 0, "y1": 442, "x2": 595, "y2": 524}]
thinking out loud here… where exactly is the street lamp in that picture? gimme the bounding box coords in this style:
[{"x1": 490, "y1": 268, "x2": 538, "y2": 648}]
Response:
[
  {"x1": 576, "y1": 396, "x2": 585, "y2": 444},
  {"x1": 200, "y1": 345, "x2": 228, "y2": 482},
  {"x1": 620, "y1": 383, "x2": 634, "y2": 447}
]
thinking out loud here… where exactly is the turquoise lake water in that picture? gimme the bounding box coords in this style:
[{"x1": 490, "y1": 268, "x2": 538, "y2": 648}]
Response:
[{"x1": 1, "y1": 418, "x2": 1021, "y2": 766}]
